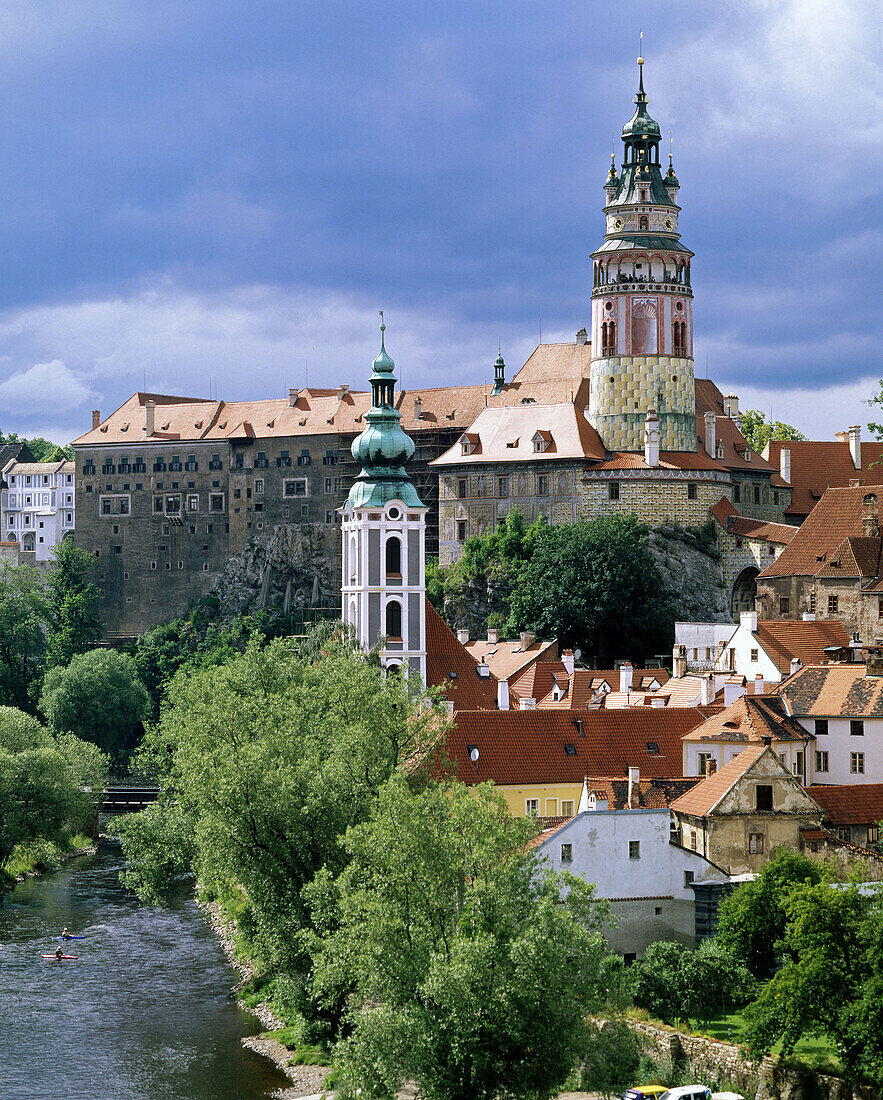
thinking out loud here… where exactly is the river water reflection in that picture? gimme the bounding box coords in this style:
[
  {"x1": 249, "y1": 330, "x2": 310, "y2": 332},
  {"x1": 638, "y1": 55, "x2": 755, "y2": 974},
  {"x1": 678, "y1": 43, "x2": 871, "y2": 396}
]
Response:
[{"x1": 0, "y1": 844, "x2": 289, "y2": 1100}]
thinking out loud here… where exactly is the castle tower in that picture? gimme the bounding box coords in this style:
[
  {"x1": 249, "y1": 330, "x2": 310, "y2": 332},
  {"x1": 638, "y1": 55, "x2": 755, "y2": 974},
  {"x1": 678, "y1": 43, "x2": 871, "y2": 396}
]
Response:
[
  {"x1": 341, "y1": 318, "x2": 427, "y2": 679},
  {"x1": 588, "y1": 57, "x2": 696, "y2": 453}
]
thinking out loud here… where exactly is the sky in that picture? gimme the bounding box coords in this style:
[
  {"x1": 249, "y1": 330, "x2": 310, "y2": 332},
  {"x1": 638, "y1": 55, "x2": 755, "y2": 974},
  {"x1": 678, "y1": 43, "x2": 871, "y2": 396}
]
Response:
[{"x1": 0, "y1": 0, "x2": 879, "y2": 445}]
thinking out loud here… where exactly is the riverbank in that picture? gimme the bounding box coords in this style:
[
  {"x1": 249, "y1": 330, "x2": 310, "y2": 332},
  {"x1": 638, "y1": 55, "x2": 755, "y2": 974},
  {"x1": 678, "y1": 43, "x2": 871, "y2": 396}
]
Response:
[
  {"x1": 0, "y1": 839, "x2": 97, "y2": 895},
  {"x1": 202, "y1": 898, "x2": 333, "y2": 1099}
]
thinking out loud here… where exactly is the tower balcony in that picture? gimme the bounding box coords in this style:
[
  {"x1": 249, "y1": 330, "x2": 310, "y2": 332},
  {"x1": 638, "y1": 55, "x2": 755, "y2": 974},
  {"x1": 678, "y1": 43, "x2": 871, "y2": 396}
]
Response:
[{"x1": 592, "y1": 276, "x2": 693, "y2": 295}]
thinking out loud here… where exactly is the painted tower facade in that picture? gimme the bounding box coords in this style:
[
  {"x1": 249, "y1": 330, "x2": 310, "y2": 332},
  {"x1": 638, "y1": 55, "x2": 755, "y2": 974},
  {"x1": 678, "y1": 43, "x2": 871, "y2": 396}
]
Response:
[
  {"x1": 341, "y1": 321, "x2": 427, "y2": 679},
  {"x1": 588, "y1": 58, "x2": 697, "y2": 453}
]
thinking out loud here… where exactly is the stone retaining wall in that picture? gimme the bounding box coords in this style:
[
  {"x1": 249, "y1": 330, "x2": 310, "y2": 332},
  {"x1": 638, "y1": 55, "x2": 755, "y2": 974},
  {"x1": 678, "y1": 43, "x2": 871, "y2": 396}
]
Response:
[{"x1": 627, "y1": 1019, "x2": 879, "y2": 1100}]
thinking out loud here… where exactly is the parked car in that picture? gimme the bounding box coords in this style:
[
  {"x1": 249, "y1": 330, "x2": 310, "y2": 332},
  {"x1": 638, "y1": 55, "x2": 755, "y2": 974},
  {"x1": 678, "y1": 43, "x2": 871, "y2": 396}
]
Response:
[
  {"x1": 622, "y1": 1086, "x2": 669, "y2": 1100},
  {"x1": 658, "y1": 1086, "x2": 711, "y2": 1100}
]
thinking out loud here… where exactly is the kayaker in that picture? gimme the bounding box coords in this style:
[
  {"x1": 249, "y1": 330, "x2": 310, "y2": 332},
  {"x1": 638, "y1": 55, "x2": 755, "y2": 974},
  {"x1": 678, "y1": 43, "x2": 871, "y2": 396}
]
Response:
[
  {"x1": 61, "y1": 927, "x2": 70, "y2": 940},
  {"x1": 54, "y1": 946, "x2": 63, "y2": 960}
]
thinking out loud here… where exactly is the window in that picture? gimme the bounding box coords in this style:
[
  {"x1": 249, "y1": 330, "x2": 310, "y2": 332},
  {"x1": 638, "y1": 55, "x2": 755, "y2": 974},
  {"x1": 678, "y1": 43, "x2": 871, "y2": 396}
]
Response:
[
  {"x1": 734, "y1": 483, "x2": 741, "y2": 503},
  {"x1": 560, "y1": 843, "x2": 572, "y2": 863},
  {"x1": 458, "y1": 478, "x2": 468, "y2": 499},
  {"x1": 165, "y1": 495, "x2": 181, "y2": 514},
  {"x1": 255, "y1": 479, "x2": 264, "y2": 495},
  {"x1": 793, "y1": 751, "x2": 804, "y2": 776},
  {"x1": 608, "y1": 482, "x2": 620, "y2": 501},
  {"x1": 815, "y1": 719, "x2": 828, "y2": 736},
  {"x1": 851, "y1": 720, "x2": 865, "y2": 736},
  {"x1": 283, "y1": 479, "x2": 307, "y2": 497},
  {"x1": 779, "y1": 597, "x2": 790, "y2": 614},
  {"x1": 560, "y1": 800, "x2": 574, "y2": 817},
  {"x1": 525, "y1": 799, "x2": 539, "y2": 816},
  {"x1": 815, "y1": 750, "x2": 829, "y2": 773},
  {"x1": 868, "y1": 825, "x2": 880, "y2": 845},
  {"x1": 210, "y1": 494, "x2": 225, "y2": 512},
  {"x1": 300, "y1": 504, "x2": 309, "y2": 517},
  {"x1": 851, "y1": 752, "x2": 865, "y2": 774},
  {"x1": 756, "y1": 784, "x2": 773, "y2": 812},
  {"x1": 324, "y1": 477, "x2": 333, "y2": 493},
  {"x1": 697, "y1": 752, "x2": 712, "y2": 776},
  {"x1": 385, "y1": 600, "x2": 402, "y2": 639},
  {"x1": 750, "y1": 648, "x2": 759, "y2": 662},
  {"x1": 385, "y1": 536, "x2": 402, "y2": 577},
  {"x1": 498, "y1": 476, "x2": 508, "y2": 497},
  {"x1": 748, "y1": 833, "x2": 764, "y2": 854},
  {"x1": 828, "y1": 595, "x2": 838, "y2": 614},
  {"x1": 255, "y1": 451, "x2": 268, "y2": 469},
  {"x1": 628, "y1": 841, "x2": 640, "y2": 860},
  {"x1": 456, "y1": 520, "x2": 467, "y2": 542},
  {"x1": 690, "y1": 829, "x2": 697, "y2": 851},
  {"x1": 810, "y1": 592, "x2": 816, "y2": 612},
  {"x1": 563, "y1": 743, "x2": 576, "y2": 756},
  {"x1": 153, "y1": 497, "x2": 164, "y2": 514},
  {"x1": 537, "y1": 474, "x2": 548, "y2": 496},
  {"x1": 838, "y1": 827, "x2": 851, "y2": 841},
  {"x1": 753, "y1": 484, "x2": 761, "y2": 504},
  {"x1": 684, "y1": 870, "x2": 695, "y2": 887},
  {"x1": 209, "y1": 454, "x2": 222, "y2": 470},
  {"x1": 276, "y1": 449, "x2": 291, "y2": 467},
  {"x1": 768, "y1": 545, "x2": 776, "y2": 556},
  {"x1": 185, "y1": 455, "x2": 198, "y2": 471},
  {"x1": 687, "y1": 483, "x2": 697, "y2": 500}
]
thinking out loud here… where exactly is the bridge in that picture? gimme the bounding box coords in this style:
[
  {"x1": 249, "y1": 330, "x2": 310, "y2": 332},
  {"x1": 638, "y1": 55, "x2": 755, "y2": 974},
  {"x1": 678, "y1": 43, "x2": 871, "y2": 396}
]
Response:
[{"x1": 100, "y1": 784, "x2": 161, "y2": 815}]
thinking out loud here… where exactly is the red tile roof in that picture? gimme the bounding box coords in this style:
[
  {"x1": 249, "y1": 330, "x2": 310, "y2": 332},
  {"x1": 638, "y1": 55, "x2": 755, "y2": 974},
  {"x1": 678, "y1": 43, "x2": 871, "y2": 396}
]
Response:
[
  {"x1": 753, "y1": 620, "x2": 851, "y2": 675},
  {"x1": 772, "y1": 663, "x2": 883, "y2": 718},
  {"x1": 536, "y1": 668, "x2": 669, "y2": 708},
  {"x1": 581, "y1": 775, "x2": 701, "y2": 809},
  {"x1": 425, "y1": 601, "x2": 499, "y2": 711},
  {"x1": 764, "y1": 440, "x2": 883, "y2": 519},
  {"x1": 446, "y1": 707, "x2": 705, "y2": 786},
  {"x1": 463, "y1": 637, "x2": 558, "y2": 683},
  {"x1": 694, "y1": 380, "x2": 784, "y2": 479},
  {"x1": 670, "y1": 745, "x2": 770, "y2": 816},
  {"x1": 509, "y1": 659, "x2": 570, "y2": 702},
  {"x1": 681, "y1": 694, "x2": 811, "y2": 743},
  {"x1": 760, "y1": 486, "x2": 883, "y2": 578},
  {"x1": 807, "y1": 784, "x2": 883, "y2": 826},
  {"x1": 586, "y1": 450, "x2": 726, "y2": 472}
]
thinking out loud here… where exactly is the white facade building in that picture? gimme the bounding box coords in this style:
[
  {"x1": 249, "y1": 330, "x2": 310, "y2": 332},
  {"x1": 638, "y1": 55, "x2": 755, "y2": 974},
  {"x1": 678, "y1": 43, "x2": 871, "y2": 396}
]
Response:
[
  {"x1": 2, "y1": 460, "x2": 75, "y2": 562},
  {"x1": 535, "y1": 807, "x2": 728, "y2": 957}
]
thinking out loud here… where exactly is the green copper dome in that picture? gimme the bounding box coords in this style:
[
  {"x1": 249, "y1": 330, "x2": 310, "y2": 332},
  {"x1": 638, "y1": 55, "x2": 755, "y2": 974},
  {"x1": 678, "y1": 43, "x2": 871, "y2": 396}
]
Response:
[
  {"x1": 347, "y1": 321, "x2": 425, "y2": 510},
  {"x1": 622, "y1": 63, "x2": 661, "y2": 139}
]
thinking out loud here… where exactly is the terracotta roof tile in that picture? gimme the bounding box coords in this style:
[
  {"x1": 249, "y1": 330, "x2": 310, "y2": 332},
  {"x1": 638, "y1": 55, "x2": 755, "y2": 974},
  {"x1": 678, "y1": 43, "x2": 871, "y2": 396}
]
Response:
[
  {"x1": 463, "y1": 638, "x2": 558, "y2": 683},
  {"x1": 681, "y1": 694, "x2": 811, "y2": 743},
  {"x1": 582, "y1": 775, "x2": 701, "y2": 810},
  {"x1": 425, "y1": 601, "x2": 499, "y2": 711},
  {"x1": 536, "y1": 668, "x2": 669, "y2": 708},
  {"x1": 764, "y1": 440, "x2": 883, "y2": 519},
  {"x1": 807, "y1": 784, "x2": 883, "y2": 826},
  {"x1": 710, "y1": 496, "x2": 739, "y2": 526},
  {"x1": 447, "y1": 707, "x2": 705, "y2": 786},
  {"x1": 586, "y1": 450, "x2": 726, "y2": 472},
  {"x1": 670, "y1": 744, "x2": 769, "y2": 816},
  {"x1": 509, "y1": 660, "x2": 570, "y2": 702},
  {"x1": 725, "y1": 517, "x2": 798, "y2": 545},
  {"x1": 511, "y1": 341, "x2": 591, "y2": 385},
  {"x1": 773, "y1": 663, "x2": 883, "y2": 718},
  {"x1": 431, "y1": 403, "x2": 605, "y2": 466},
  {"x1": 752, "y1": 620, "x2": 850, "y2": 675}
]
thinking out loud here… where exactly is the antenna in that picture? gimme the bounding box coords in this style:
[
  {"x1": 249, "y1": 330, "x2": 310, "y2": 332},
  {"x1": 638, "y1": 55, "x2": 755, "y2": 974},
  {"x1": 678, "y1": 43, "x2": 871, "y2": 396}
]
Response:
[{"x1": 539, "y1": 316, "x2": 543, "y2": 345}]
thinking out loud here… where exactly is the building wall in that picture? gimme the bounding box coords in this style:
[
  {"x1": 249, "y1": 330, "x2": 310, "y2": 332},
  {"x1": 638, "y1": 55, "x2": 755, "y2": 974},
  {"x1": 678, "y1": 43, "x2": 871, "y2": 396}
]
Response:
[
  {"x1": 718, "y1": 531, "x2": 786, "y2": 618},
  {"x1": 578, "y1": 470, "x2": 730, "y2": 527},
  {"x1": 681, "y1": 738, "x2": 807, "y2": 782},
  {"x1": 588, "y1": 354, "x2": 697, "y2": 452},
  {"x1": 537, "y1": 808, "x2": 726, "y2": 956},
  {"x1": 729, "y1": 473, "x2": 791, "y2": 522},
  {"x1": 794, "y1": 716, "x2": 883, "y2": 785},
  {"x1": 493, "y1": 781, "x2": 582, "y2": 819},
  {"x1": 2, "y1": 463, "x2": 76, "y2": 562},
  {"x1": 757, "y1": 575, "x2": 882, "y2": 644}
]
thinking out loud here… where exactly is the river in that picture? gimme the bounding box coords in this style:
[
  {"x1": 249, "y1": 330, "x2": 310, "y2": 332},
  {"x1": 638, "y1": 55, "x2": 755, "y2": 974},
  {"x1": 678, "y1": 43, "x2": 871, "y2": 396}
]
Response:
[{"x1": 0, "y1": 843, "x2": 291, "y2": 1100}]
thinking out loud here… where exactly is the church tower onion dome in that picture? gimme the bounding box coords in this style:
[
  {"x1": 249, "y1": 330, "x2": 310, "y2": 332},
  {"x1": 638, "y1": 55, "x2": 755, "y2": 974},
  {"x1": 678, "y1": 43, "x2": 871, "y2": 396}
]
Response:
[{"x1": 348, "y1": 321, "x2": 425, "y2": 509}]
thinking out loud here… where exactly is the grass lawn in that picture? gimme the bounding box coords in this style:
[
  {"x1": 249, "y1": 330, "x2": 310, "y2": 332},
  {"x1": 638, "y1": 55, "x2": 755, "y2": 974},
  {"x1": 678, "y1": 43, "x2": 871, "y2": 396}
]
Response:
[{"x1": 686, "y1": 1011, "x2": 843, "y2": 1077}]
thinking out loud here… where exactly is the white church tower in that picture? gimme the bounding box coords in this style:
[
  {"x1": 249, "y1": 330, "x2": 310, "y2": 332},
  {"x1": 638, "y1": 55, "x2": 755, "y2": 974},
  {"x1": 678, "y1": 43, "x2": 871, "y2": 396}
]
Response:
[{"x1": 341, "y1": 318, "x2": 427, "y2": 679}]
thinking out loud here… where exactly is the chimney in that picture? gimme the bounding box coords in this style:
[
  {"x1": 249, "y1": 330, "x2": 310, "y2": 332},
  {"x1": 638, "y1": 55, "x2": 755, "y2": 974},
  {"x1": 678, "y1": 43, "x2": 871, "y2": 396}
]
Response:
[
  {"x1": 414, "y1": 396, "x2": 424, "y2": 420},
  {"x1": 288, "y1": 388, "x2": 299, "y2": 407},
  {"x1": 337, "y1": 384, "x2": 349, "y2": 400},
  {"x1": 849, "y1": 425, "x2": 861, "y2": 470},
  {"x1": 576, "y1": 327, "x2": 589, "y2": 346},
  {"x1": 562, "y1": 650, "x2": 575, "y2": 676},
  {"x1": 672, "y1": 644, "x2": 687, "y2": 679},
  {"x1": 627, "y1": 766, "x2": 640, "y2": 809},
  {"x1": 862, "y1": 493, "x2": 879, "y2": 538},
  {"x1": 780, "y1": 447, "x2": 791, "y2": 484},
  {"x1": 476, "y1": 660, "x2": 490, "y2": 678},
  {"x1": 723, "y1": 394, "x2": 742, "y2": 430},
  {"x1": 740, "y1": 610, "x2": 758, "y2": 633},
  {"x1": 761, "y1": 734, "x2": 772, "y2": 747},
  {"x1": 724, "y1": 680, "x2": 746, "y2": 706},
  {"x1": 802, "y1": 611, "x2": 816, "y2": 621},
  {"x1": 91, "y1": 409, "x2": 101, "y2": 430},
  {"x1": 644, "y1": 407, "x2": 660, "y2": 467},
  {"x1": 790, "y1": 657, "x2": 802, "y2": 676},
  {"x1": 145, "y1": 399, "x2": 155, "y2": 436},
  {"x1": 457, "y1": 629, "x2": 470, "y2": 645},
  {"x1": 706, "y1": 758, "x2": 717, "y2": 776},
  {"x1": 487, "y1": 627, "x2": 501, "y2": 644},
  {"x1": 704, "y1": 411, "x2": 716, "y2": 458},
  {"x1": 519, "y1": 696, "x2": 536, "y2": 710},
  {"x1": 497, "y1": 679, "x2": 510, "y2": 710},
  {"x1": 754, "y1": 673, "x2": 765, "y2": 695},
  {"x1": 700, "y1": 676, "x2": 715, "y2": 706},
  {"x1": 519, "y1": 631, "x2": 536, "y2": 650},
  {"x1": 619, "y1": 662, "x2": 634, "y2": 692}
]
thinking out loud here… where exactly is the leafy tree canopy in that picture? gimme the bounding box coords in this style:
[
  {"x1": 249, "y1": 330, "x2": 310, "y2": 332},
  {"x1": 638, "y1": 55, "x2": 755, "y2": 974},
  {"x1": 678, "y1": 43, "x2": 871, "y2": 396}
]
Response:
[
  {"x1": 716, "y1": 847, "x2": 828, "y2": 979},
  {"x1": 44, "y1": 540, "x2": 102, "y2": 669},
  {"x1": 40, "y1": 648, "x2": 149, "y2": 768},
  {"x1": 739, "y1": 409, "x2": 806, "y2": 453},
  {"x1": 0, "y1": 429, "x2": 72, "y2": 461},
  {"x1": 0, "y1": 560, "x2": 50, "y2": 711},
  {"x1": 317, "y1": 774, "x2": 612, "y2": 1100}
]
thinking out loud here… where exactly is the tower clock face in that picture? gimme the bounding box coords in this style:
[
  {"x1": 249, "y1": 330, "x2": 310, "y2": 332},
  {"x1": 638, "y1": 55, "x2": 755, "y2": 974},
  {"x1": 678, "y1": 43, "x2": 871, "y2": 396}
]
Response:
[
  {"x1": 613, "y1": 217, "x2": 623, "y2": 230},
  {"x1": 664, "y1": 216, "x2": 674, "y2": 230}
]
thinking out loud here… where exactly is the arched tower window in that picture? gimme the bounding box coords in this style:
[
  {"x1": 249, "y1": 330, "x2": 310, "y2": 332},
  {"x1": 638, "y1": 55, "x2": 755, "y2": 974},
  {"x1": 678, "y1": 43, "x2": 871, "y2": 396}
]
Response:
[
  {"x1": 608, "y1": 320, "x2": 615, "y2": 354},
  {"x1": 385, "y1": 535, "x2": 402, "y2": 578},
  {"x1": 639, "y1": 215, "x2": 648, "y2": 231},
  {"x1": 385, "y1": 600, "x2": 402, "y2": 639},
  {"x1": 349, "y1": 536, "x2": 357, "y2": 581}
]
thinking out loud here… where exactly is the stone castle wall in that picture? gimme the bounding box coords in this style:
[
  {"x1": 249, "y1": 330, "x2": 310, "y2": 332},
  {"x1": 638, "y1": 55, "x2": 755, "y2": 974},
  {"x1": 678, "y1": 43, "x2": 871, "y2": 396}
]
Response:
[{"x1": 589, "y1": 354, "x2": 696, "y2": 451}]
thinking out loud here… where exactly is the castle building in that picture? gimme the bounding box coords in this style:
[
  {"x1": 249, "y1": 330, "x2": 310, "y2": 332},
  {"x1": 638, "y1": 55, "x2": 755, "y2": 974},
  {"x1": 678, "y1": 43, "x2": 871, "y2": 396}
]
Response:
[
  {"x1": 341, "y1": 322, "x2": 427, "y2": 679},
  {"x1": 1, "y1": 458, "x2": 76, "y2": 562}
]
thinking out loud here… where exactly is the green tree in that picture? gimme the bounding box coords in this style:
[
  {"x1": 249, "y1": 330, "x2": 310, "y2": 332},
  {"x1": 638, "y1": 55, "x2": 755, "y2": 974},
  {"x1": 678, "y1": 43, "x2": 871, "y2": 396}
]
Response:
[
  {"x1": 631, "y1": 940, "x2": 753, "y2": 1029},
  {"x1": 44, "y1": 540, "x2": 102, "y2": 668},
  {"x1": 0, "y1": 561, "x2": 50, "y2": 710},
  {"x1": 578, "y1": 1021, "x2": 639, "y2": 1097},
  {"x1": 0, "y1": 429, "x2": 73, "y2": 461},
  {"x1": 739, "y1": 410, "x2": 806, "y2": 453},
  {"x1": 319, "y1": 775, "x2": 612, "y2": 1100},
  {"x1": 119, "y1": 632, "x2": 447, "y2": 1037},
  {"x1": 0, "y1": 706, "x2": 106, "y2": 866},
  {"x1": 40, "y1": 648, "x2": 149, "y2": 767},
  {"x1": 716, "y1": 848, "x2": 827, "y2": 979},
  {"x1": 507, "y1": 514, "x2": 674, "y2": 656},
  {"x1": 743, "y1": 881, "x2": 883, "y2": 1084},
  {"x1": 631, "y1": 940, "x2": 686, "y2": 1025}
]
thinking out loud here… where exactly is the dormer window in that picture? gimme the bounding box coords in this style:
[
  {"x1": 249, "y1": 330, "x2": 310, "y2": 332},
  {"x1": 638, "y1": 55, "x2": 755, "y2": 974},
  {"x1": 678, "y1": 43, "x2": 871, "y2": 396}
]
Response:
[
  {"x1": 460, "y1": 433, "x2": 479, "y2": 456},
  {"x1": 532, "y1": 430, "x2": 552, "y2": 453}
]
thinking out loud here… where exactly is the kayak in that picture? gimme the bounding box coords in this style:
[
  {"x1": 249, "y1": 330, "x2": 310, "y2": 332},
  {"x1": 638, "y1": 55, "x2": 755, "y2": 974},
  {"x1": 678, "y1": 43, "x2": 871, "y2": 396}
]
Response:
[
  {"x1": 42, "y1": 954, "x2": 78, "y2": 960},
  {"x1": 53, "y1": 935, "x2": 85, "y2": 940}
]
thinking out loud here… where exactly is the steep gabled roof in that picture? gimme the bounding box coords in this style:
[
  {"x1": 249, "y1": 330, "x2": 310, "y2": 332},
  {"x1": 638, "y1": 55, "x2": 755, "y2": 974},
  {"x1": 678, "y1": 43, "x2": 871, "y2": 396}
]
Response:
[
  {"x1": 753, "y1": 619, "x2": 851, "y2": 675},
  {"x1": 670, "y1": 745, "x2": 769, "y2": 816},
  {"x1": 431, "y1": 403, "x2": 605, "y2": 466},
  {"x1": 764, "y1": 439, "x2": 883, "y2": 519},
  {"x1": 773, "y1": 663, "x2": 883, "y2": 718},
  {"x1": 807, "y1": 783, "x2": 883, "y2": 826},
  {"x1": 446, "y1": 707, "x2": 705, "y2": 786},
  {"x1": 509, "y1": 659, "x2": 570, "y2": 702},
  {"x1": 425, "y1": 601, "x2": 498, "y2": 711},
  {"x1": 760, "y1": 486, "x2": 880, "y2": 578},
  {"x1": 581, "y1": 775, "x2": 701, "y2": 809},
  {"x1": 536, "y1": 667, "x2": 669, "y2": 708},
  {"x1": 681, "y1": 694, "x2": 811, "y2": 743}
]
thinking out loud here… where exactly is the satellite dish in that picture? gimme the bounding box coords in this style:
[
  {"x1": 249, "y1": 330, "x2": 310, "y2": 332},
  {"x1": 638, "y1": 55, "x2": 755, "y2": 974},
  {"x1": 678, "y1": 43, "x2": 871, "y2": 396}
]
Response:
[
  {"x1": 574, "y1": 649, "x2": 582, "y2": 660},
  {"x1": 469, "y1": 747, "x2": 480, "y2": 763}
]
